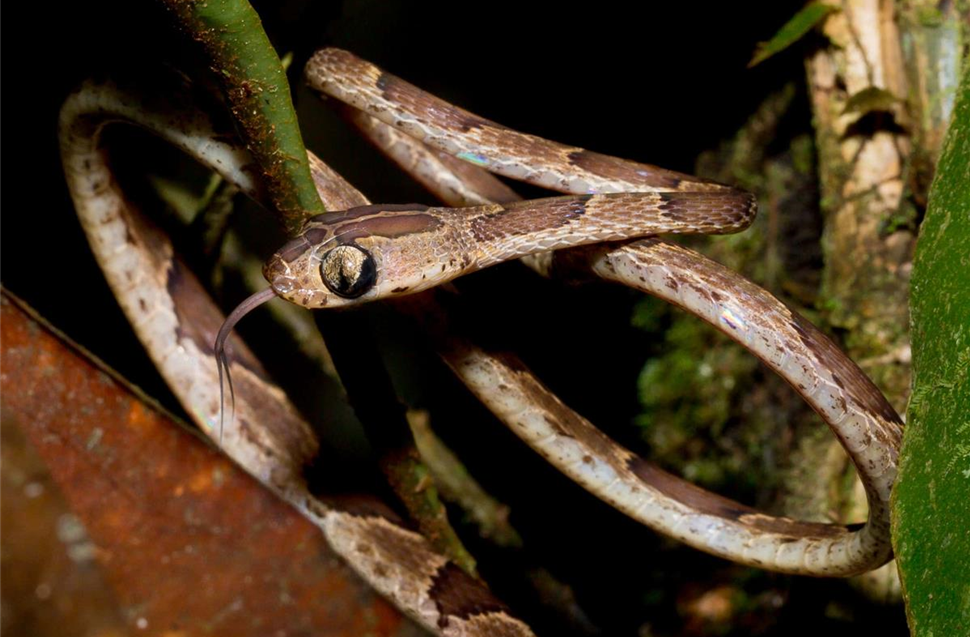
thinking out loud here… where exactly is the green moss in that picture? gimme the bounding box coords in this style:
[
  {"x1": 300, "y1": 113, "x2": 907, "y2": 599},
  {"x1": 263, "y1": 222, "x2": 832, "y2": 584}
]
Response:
[
  {"x1": 634, "y1": 308, "x2": 759, "y2": 489},
  {"x1": 882, "y1": 198, "x2": 920, "y2": 235},
  {"x1": 791, "y1": 134, "x2": 815, "y2": 175},
  {"x1": 916, "y1": 5, "x2": 945, "y2": 27}
]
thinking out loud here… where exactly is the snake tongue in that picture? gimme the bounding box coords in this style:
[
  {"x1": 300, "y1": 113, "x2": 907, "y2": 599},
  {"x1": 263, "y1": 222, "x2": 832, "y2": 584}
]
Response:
[{"x1": 213, "y1": 287, "x2": 278, "y2": 441}]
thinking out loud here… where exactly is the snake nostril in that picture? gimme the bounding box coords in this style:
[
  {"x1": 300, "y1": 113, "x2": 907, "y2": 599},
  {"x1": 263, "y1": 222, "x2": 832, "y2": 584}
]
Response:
[{"x1": 271, "y1": 276, "x2": 296, "y2": 294}]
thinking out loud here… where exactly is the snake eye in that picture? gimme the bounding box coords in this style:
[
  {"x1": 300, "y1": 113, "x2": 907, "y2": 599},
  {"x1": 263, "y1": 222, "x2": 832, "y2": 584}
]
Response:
[{"x1": 320, "y1": 244, "x2": 377, "y2": 299}]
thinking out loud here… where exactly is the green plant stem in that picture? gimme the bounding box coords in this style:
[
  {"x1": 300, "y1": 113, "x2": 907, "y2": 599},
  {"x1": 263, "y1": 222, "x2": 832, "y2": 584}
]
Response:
[
  {"x1": 408, "y1": 409, "x2": 522, "y2": 548},
  {"x1": 157, "y1": 0, "x2": 324, "y2": 233},
  {"x1": 315, "y1": 310, "x2": 479, "y2": 578}
]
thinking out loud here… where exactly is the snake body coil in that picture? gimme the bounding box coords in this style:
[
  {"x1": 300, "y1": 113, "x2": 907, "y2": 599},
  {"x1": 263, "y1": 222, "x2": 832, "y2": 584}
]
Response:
[{"x1": 60, "y1": 49, "x2": 903, "y2": 636}]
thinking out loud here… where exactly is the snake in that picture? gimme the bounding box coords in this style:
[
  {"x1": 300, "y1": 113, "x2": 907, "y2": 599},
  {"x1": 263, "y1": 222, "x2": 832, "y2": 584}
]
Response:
[{"x1": 59, "y1": 48, "x2": 903, "y2": 636}]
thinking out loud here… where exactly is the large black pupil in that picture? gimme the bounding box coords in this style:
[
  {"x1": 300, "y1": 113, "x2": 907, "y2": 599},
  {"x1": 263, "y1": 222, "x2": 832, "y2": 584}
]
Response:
[{"x1": 321, "y1": 245, "x2": 376, "y2": 298}]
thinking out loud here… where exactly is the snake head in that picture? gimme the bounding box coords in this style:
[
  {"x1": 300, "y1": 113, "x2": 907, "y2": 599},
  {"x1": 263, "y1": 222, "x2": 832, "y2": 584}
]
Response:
[
  {"x1": 263, "y1": 203, "x2": 456, "y2": 309},
  {"x1": 264, "y1": 237, "x2": 378, "y2": 309}
]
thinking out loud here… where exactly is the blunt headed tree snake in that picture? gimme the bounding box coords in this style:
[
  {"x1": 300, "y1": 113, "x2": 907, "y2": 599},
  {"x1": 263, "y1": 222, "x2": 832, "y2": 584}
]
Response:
[{"x1": 60, "y1": 48, "x2": 903, "y2": 636}]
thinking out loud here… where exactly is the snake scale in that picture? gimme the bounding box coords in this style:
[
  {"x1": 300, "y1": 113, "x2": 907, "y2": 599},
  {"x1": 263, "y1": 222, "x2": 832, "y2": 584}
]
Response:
[{"x1": 60, "y1": 47, "x2": 903, "y2": 636}]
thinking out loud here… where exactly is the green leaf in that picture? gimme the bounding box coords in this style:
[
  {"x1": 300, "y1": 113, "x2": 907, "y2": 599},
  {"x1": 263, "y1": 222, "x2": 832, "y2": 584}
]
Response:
[
  {"x1": 748, "y1": 2, "x2": 838, "y2": 68},
  {"x1": 843, "y1": 87, "x2": 901, "y2": 115},
  {"x1": 893, "y1": 66, "x2": 970, "y2": 636}
]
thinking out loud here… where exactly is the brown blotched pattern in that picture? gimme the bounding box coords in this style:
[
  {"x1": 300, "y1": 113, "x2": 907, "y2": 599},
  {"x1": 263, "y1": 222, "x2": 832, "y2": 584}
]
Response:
[
  {"x1": 460, "y1": 192, "x2": 754, "y2": 270},
  {"x1": 625, "y1": 457, "x2": 848, "y2": 539},
  {"x1": 568, "y1": 149, "x2": 723, "y2": 192},
  {"x1": 376, "y1": 71, "x2": 503, "y2": 134},
  {"x1": 306, "y1": 49, "x2": 749, "y2": 196},
  {"x1": 428, "y1": 563, "x2": 510, "y2": 628},
  {"x1": 790, "y1": 313, "x2": 903, "y2": 440},
  {"x1": 467, "y1": 196, "x2": 590, "y2": 243}
]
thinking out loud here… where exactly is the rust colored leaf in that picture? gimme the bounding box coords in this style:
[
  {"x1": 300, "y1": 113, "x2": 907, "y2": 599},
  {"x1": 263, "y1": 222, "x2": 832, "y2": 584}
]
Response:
[{"x1": 0, "y1": 292, "x2": 418, "y2": 637}]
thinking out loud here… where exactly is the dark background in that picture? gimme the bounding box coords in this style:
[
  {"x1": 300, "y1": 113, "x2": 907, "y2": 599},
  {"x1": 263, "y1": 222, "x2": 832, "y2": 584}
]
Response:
[{"x1": 2, "y1": 2, "x2": 908, "y2": 635}]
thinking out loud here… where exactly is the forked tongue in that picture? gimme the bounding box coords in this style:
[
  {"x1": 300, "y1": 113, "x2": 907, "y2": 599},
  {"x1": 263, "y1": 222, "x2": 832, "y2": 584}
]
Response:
[{"x1": 214, "y1": 287, "x2": 278, "y2": 442}]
